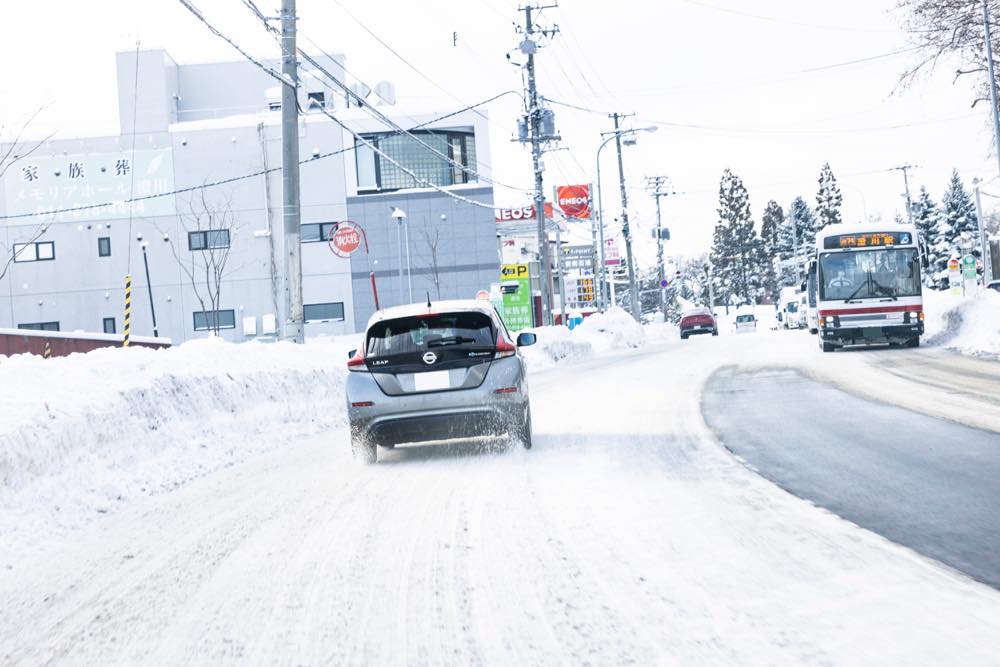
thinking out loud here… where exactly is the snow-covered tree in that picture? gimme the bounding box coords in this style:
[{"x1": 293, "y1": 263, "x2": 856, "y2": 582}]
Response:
[
  {"x1": 909, "y1": 186, "x2": 940, "y2": 287},
  {"x1": 815, "y1": 162, "x2": 843, "y2": 229},
  {"x1": 931, "y1": 169, "x2": 980, "y2": 286},
  {"x1": 709, "y1": 169, "x2": 765, "y2": 306},
  {"x1": 760, "y1": 200, "x2": 783, "y2": 302}
]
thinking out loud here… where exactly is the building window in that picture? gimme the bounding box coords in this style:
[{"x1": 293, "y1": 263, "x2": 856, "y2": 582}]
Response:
[
  {"x1": 301, "y1": 222, "x2": 339, "y2": 243},
  {"x1": 12, "y1": 241, "x2": 55, "y2": 263},
  {"x1": 193, "y1": 309, "x2": 236, "y2": 331},
  {"x1": 18, "y1": 321, "x2": 60, "y2": 331},
  {"x1": 98, "y1": 237, "x2": 112, "y2": 257},
  {"x1": 355, "y1": 130, "x2": 477, "y2": 193},
  {"x1": 304, "y1": 302, "x2": 345, "y2": 322},
  {"x1": 307, "y1": 91, "x2": 326, "y2": 109},
  {"x1": 188, "y1": 229, "x2": 230, "y2": 251},
  {"x1": 268, "y1": 101, "x2": 281, "y2": 111},
  {"x1": 103, "y1": 317, "x2": 116, "y2": 334}
]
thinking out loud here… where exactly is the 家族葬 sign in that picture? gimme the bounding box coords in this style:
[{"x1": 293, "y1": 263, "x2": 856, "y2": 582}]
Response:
[
  {"x1": 499, "y1": 263, "x2": 533, "y2": 331},
  {"x1": 3, "y1": 149, "x2": 176, "y2": 222}
]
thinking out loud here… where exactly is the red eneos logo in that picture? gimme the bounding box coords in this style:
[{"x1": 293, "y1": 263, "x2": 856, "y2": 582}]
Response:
[
  {"x1": 331, "y1": 225, "x2": 361, "y2": 256},
  {"x1": 556, "y1": 184, "x2": 591, "y2": 219}
]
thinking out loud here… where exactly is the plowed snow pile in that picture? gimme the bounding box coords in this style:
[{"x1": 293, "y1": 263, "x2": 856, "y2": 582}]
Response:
[
  {"x1": 0, "y1": 338, "x2": 347, "y2": 553},
  {"x1": 520, "y1": 307, "x2": 655, "y2": 370},
  {"x1": 924, "y1": 287, "x2": 1000, "y2": 357}
]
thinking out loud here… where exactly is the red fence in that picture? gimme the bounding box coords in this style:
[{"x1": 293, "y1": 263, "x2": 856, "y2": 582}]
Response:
[{"x1": 0, "y1": 329, "x2": 171, "y2": 358}]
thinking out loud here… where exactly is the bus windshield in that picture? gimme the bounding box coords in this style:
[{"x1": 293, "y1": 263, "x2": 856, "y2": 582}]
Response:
[{"x1": 819, "y1": 248, "x2": 920, "y2": 301}]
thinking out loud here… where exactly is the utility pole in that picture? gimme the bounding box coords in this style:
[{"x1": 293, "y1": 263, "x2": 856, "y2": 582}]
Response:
[
  {"x1": 281, "y1": 0, "x2": 304, "y2": 342},
  {"x1": 611, "y1": 112, "x2": 640, "y2": 320},
  {"x1": 983, "y1": 0, "x2": 1000, "y2": 186},
  {"x1": 647, "y1": 175, "x2": 669, "y2": 320},
  {"x1": 518, "y1": 4, "x2": 559, "y2": 326},
  {"x1": 893, "y1": 164, "x2": 916, "y2": 226},
  {"x1": 790, "y1": 198, "x2": 802, "y2": 285},
  {"x1": 973, "y1": 178, "x2": 992, "y2": 283}
]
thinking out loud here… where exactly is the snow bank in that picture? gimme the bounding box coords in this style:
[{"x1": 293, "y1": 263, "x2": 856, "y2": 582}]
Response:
[
  {"x1": 924, "y1": 287, "x2": 1000, "y2": 358},
  {"x1": 0, "y1": 338, "x2": 348, "y2": 549},
  {"x1": 574, "y1": 306, "x2": 646, "y2": 351},
  {"x1": 520, "y1": 307, "x2": 653, "y2": 371}
]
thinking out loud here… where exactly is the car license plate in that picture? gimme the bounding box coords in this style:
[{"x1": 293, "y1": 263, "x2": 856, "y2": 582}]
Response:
[
  {"x1": 415, "y1": 370, "x2": 450, "y2": 392},
  {"x1": 862, "y1": 327, "x2": 881, "y2": 338}
]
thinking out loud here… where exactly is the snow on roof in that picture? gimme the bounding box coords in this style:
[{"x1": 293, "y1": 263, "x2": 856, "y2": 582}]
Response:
[{"x1": 366, "y1": 299, "x2": 496, "y2": 328}]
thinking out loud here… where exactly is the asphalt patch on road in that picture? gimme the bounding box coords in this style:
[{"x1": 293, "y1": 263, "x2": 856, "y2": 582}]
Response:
[{"x1": 702, "y1": 367, "x2": 1000, "y2": 589}]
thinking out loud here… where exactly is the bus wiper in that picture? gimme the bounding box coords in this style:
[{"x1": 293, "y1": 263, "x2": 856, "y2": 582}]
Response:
[
  {"x1": 844, "y1": 281, "x2": 868, "y2": 303},
  {"x1": 871, "y1": 279, "x2": 898, "y2": 300}
]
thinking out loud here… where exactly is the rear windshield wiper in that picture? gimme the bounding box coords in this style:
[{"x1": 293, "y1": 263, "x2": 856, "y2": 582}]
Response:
[{"x1": 426, "y1": 335, "x2": 479, "y2": 347}]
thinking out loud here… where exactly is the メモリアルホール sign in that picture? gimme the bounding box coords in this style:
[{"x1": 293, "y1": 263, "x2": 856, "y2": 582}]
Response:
[{"x1": 554, "y1": 184, "x2": 591, "y2": 219}]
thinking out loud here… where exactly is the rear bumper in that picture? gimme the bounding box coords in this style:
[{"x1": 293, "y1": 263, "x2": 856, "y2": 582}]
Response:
[
  {"x1": 820, "y1": 322, "x2": 924, "y2": 346},
  {"x1": 681, "y1": 326, "x2": 715, "y2": 336},
  {"x1": 351, "y1": 404, "x2": 524, "y2": 446}
]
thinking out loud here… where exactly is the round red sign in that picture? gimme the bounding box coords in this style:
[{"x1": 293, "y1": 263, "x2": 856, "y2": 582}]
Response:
[
  {"x1": 331, "y1": 224, "x2": 361, "y2": 256},
  {"x1": 556, "y1": 184, "x2": 591, "y2": 219}
]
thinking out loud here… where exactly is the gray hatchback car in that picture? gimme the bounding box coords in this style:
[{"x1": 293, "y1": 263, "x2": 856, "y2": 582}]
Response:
[{"x1": 345, "y1": 299, "x2": 537, "y2": 463}]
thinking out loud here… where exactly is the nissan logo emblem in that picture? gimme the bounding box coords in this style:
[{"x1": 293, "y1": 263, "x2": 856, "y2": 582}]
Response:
[{"x1": 422, "y1": 351, "x2": 438, "y2": 365}]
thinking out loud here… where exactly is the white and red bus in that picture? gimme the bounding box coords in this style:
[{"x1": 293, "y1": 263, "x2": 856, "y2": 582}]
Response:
[{"x1": 813, "y1": 223, "x2": 925, "y2": 352}]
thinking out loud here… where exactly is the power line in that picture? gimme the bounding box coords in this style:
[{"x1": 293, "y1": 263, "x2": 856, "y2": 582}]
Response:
[
  {"x1": 0, "y1": 94, "x2": 514, "y2": 222},
  {"x1": 326, "y1": 0, "x2": 491, "y2": 122},
  {"x1": 227, "y1": 0, "x2": 529, "y2": 196},
  {"x1": 542, "y1": 96, "x2": 979, "y2": 135},
  {"x1": 180, "y1": 1, "x2": 526, "y2": 209},
  {"x1": 296, "y1": 31, "x2": 523, "y2": 189},
  {"x1": 679, "y1": 0, "x2": 902, "y2": 34},
  {"x1": 176, "y1": 0, "x2": 290, "y2": 87}
]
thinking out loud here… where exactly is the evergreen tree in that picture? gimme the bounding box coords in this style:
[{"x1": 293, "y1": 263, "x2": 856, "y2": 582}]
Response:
[
  {"x1": 760, "y1": 200, "x2": 784, "y2": 302},
  {"x1": 910, "y1": 186, "x2": 940, "y2": 287},
  {"x1": 926, "y1": 170, "x2": 980, "y2": 287},
  {"x1": 815, "y1": 162, "x2": 843, "y2": 229},
  {"x1": 709, "y1": 169, "x2": 765, "y2": 306},
  {"x1": 781, "y1": 196, "x2": 816, "y2": 285}
]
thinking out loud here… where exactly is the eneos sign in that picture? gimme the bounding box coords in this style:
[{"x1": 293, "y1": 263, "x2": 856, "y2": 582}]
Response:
[{"x1": 555, "y1": 184, "x2": 591, "y2": 219}]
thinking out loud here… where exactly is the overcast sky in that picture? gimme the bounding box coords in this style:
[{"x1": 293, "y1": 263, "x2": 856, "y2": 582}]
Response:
[{"x1": 2, "y1": 0, "x2": 998, "y2": 265}]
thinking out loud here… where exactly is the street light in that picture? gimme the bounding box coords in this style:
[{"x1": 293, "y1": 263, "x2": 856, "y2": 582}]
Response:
[
  {"x1": 135, "y1": 233, "x2": 159, "y2": 338},
  {"x1": 595, "y1": 124, "x2": 657, "y2": 314},
  {"x1": 391, "y1": 207, "x2": 412, "y2": 305}
]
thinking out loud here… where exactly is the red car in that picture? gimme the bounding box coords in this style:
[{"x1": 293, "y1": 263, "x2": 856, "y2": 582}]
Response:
[{"x1": 679, "y1": 308, "x2": 718, "y2": 339}]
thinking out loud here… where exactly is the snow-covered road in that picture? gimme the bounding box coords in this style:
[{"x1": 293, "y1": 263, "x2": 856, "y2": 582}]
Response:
[{"x1": 3, "y1": 331, "x2": 1000, "y2": 665}]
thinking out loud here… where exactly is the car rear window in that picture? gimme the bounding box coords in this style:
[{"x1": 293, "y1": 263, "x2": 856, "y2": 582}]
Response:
[
  {"x1": 736, "y1": 315, "x2": 755, "y2": 322},
  {"x1": 366, "y1": 312, "x2": 496, "y2": 357}
]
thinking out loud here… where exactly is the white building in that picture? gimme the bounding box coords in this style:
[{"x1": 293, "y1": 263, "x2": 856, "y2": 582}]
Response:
[{"x1": 0, "y1": 48, "x2": 498, "y2": 342}]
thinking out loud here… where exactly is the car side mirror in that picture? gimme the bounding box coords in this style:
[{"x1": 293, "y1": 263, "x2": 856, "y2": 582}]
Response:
[
  {"x1": 516, "y1": 332, "x2": 537, "y2": 347},
  {"x1": 347, "y1": 348, "x2": 357, "y2": 359}
]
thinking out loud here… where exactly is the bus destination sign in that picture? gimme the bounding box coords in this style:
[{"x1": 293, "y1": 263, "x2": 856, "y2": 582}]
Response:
[{"x1": 824, "y1": 231, "x2": 912, "y2": 249}]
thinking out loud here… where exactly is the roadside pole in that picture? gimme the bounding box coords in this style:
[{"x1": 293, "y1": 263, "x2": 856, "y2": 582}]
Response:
[
  {"x1": 973, "y1": 179, "x2": 992, "y2": 283},
  {"x1": 280, "y1": 0, "x2": 304, "y2": 342}
]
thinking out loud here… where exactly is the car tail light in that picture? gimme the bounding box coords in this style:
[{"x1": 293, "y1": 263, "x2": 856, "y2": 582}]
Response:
[
  {"x1": 494, "y1": 387, "x2": 519, "y2": 394},
  {"x1": 347, "y1": 352, "x2": 366, "y2": 372},
  {"x1": 351, "y1": 401, "x2": 374, "y2": 408},
  {"x1": 495, "y1": 338, "x2": 517, "y2": 359}
]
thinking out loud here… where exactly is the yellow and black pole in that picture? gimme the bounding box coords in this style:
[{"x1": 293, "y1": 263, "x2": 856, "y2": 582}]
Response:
[
  {"x1": 123, "y1": 274, "x2": 132, "y2": 348},
  {"x1": 43, "y1": 341, "x2": 52, "y2": 359}
]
